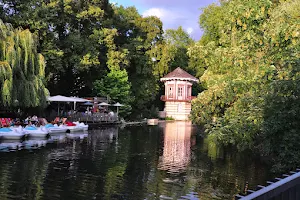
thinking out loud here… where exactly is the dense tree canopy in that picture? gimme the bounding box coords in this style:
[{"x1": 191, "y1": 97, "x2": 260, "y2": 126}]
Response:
[
  {"x1": 0, "y1": 19, "x2": 48, "y2": 108},
  {"x1": 0, "y1": 0, "x2": 164, "y2": 117},
  {"x1": 1, "y1": 0, "x2": 196, "y2": 118},
  {"x1": 189, "y1": 0, "x2": 300, "y2": 171}
]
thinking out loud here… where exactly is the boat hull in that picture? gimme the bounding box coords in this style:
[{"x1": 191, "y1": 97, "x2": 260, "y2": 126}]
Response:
[
  {"x1": 28, "y1": 133, "x2": 49, "y2": 138},
  {"x1": 66, "y1": 126, "x2": 85, "y2": 132},
  {"x1": 0, "y1": 134, "x2": 25, "y2": 140},
  {"x1": 47, "y1": 128, "x2": 68, "y2": 134}
]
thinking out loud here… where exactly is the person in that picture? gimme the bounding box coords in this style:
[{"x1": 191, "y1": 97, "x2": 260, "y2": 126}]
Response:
[
  {"x1": 31, "y1": 115, "x2": 38, "y2": 125},
  {"x1": 25, "y1": 116, "x2": 31, "y2": 124},
  {"x1": 108, "y1": 111, "x2": 115, "y2": 120},
  {"x1": 65, "y1": 120, "x2": 76, "y2": 126},
  {"x1": 32, "y1": 115, "x2": 38, "y2": 121}
]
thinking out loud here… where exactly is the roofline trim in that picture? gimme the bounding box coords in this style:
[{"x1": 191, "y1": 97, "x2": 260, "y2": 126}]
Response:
[{"x1": 160, "y1": 77, "x2": 199, "y2": 82}]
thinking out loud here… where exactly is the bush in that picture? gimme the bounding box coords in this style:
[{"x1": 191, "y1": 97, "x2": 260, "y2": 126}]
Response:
[{"x1": 165, "y1": 116, "x2": 175, "y2": 121}]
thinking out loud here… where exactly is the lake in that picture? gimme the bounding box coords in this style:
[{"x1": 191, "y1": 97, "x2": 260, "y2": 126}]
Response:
[{"x1": 0, "y1": 121, "x2": 271, "y2": 199}]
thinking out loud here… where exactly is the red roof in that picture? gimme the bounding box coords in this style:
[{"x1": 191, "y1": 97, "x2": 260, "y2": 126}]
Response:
[{"x1": 160, "y1": 67, "x2": 198, "y2": 82}]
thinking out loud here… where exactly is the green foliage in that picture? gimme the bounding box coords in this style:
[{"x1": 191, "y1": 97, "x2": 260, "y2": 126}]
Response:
[
  {"x1": 0, "y1": 19, "x2": 48, "y2": 108},
  {"x1": 190, "y1": 0, "x2": 300, "y2": 171},
  {"x1": 148, "y1": 105, "x2": 159, "y2": 119},
  {"x1": 165, "y1": 116, "x2": 175, "y2": 121},
  {"x1": 93, "y1": 68, "x2": 133, "y2": 117},
  {"x1": 151, "y1": 26, "x2": 195, "y2": 77}
]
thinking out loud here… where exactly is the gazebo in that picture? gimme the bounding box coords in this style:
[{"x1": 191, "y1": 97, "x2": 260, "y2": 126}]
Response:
[{"x1": 160, "y1": 67, "x2": 198, "y2": 120}]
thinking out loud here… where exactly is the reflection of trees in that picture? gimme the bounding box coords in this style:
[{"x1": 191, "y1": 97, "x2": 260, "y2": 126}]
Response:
[
  {"x1": 186, "y1": 137, "x2": 271, "y2": 199},
  {"x1": 0, "y1": 161, "x2": 11, "y2": 200},
  {"x1": 115, "y1": 125, "x2": 161, "y2": 200},
  {"x1": 0, "y1": 149, "x2": 49, "y2": 200},
  {"x1": 0, "y1": 123, "x2": 271, "y2": 200}
]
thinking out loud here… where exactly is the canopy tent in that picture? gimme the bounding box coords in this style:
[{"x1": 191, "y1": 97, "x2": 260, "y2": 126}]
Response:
[
  {"x1": 47, "y1": 95, "x2": 90, "y2": 114},
  {"x1": 111, "y1": 102, "x2": 124, "y2": 116}
]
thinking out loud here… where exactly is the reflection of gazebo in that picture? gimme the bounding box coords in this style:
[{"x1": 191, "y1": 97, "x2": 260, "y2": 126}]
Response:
[{"x1": 158, "y1": 121, "x2": 192, "y2": 173}]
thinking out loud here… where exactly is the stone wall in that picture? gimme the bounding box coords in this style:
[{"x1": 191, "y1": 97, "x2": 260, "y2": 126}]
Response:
[{"x1": 165, "y1": 101, "x2": 191, "y2": 120}]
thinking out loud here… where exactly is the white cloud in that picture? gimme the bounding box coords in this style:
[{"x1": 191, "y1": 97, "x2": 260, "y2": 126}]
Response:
[
  {"x1": 142, "y1": 8, "x2": 169, "y2": 19},
  {"x1": 186, "y1": 27, "x2": 194, "y2": 35}
]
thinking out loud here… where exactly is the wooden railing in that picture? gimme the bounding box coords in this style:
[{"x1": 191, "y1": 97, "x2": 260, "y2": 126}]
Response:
[
  {"x1": 160, "y1": 95, "x2": 196, "y2": 102},
  {"x1": 235, "y1": 169, "x2": 300, "y2": 200},
  {"x1": 68, "y1": 113, "x2": 118, "y2": 123}
]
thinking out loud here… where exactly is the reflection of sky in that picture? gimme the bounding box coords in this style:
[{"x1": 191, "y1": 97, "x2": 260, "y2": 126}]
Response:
[
  {"x1": 158, "y1": 121, "x2": 192, "y2": 173},
  {"x1": 112, "y1": 0, "x2": 218, "y2": 39}
]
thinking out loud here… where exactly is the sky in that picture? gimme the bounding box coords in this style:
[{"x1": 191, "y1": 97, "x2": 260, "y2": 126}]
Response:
[{"x1": 111, "y1": 0, "x2": 218, "y2": 40}]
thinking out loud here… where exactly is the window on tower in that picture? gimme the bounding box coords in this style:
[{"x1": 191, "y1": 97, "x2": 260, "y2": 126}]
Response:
[
  {"x1": 178, "y1": 87, "x2": 183, "y2": 97},
  {"x1": 168, "y1": 87, "x2": 173, "y2": 98}
]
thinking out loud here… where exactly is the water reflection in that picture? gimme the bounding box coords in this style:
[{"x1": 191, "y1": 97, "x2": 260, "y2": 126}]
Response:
[
  {"x1": 0, "y1": 123, "x2": 271, "y2": 200},
  {"x1": 158, "y1": 121, "x2": 193, "y2": 173}
]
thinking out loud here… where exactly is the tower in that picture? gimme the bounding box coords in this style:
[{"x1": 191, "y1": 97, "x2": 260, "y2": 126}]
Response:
[{"x1": 160, "y1": 67, "x2": 198, "y2": 120}]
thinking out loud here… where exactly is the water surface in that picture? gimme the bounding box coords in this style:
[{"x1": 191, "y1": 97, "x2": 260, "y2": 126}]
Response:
[{"x1": 0, "y1": 122, "x2": 271, "y2": 199}]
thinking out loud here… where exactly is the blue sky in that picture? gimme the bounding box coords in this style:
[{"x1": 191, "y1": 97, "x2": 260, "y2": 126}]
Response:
[{"x1": 111, "y1": 0, "x2": 218, "y2": 40}]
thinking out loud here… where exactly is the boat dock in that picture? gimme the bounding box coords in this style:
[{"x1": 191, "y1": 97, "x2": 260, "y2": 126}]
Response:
[{"x1": 235, "y1": 169, "x2": 300, "y2": 200}]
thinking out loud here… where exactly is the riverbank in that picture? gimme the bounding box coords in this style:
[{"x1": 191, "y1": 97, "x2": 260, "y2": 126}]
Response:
[{"x1": 124, "y1": 120, "x2": 147, "y2": 126}]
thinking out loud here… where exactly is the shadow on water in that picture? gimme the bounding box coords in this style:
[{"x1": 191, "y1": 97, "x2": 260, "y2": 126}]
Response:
[{"x1": 0, "y1": 122, "x2": 271, "y2": 200}]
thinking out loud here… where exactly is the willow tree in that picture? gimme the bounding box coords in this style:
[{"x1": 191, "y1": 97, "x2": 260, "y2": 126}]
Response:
[{"x1": 0, "y1": 19, "x2": 48, "y2": 108}]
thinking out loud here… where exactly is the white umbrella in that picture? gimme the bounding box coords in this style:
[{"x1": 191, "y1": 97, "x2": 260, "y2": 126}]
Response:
[
  {"x1": 70, "y1": 97, "x2": 91, "y2": 110},
  {"x1": 71, "y1": 97, "x2": 91, "y2": 102},
  {"x1": 113, "y1": 102, "x2": 123, "y2": 107},
  {"x1": 82, "y1": 102, "x2": 94, "y2": 106},
  {"x1": 47, "y1": 95, "x2": 76, "y2": 115},
  {"x1": 98, "y1": 102, "x2": 110, "y2": 106},
  {"x1": 48, "y1": 95, "x2": 76, "y2": 102},
  {"x1": 112, "y1": 102, "x2": 124, "y2": 116}
]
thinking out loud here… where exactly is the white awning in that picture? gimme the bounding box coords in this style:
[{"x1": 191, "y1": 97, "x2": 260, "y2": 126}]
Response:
[
  {"x1": 70, "y1": 96, "x2": 91, "y2": 102},
  {"x1": 48, "y1": 95, "x2": 92, "y2": 112},
  {"x1": 47, "y1": 95, "x2": 76, "y2": 102}
]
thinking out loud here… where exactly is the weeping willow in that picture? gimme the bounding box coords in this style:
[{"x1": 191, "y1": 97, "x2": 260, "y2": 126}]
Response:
[{"x1": 0, "y1": 19, "x2": 49, "y2": 108}]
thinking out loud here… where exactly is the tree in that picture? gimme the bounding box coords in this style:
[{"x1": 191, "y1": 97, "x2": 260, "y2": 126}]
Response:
[
  {"x1": 111, "y1": 6, "x2": 164, "y2": 118},
  {"x1": 0, "y1": 0, "x2": 113, "y2": 96},
  {"x1": 0, "y1": 19, "x2": 48, "y2": 109},
  {"x1": 0, "y1": 1, "x2": 166, "y2": 118},
  {"x1": 93, "y1": 28, "x2": 133, "y2": 117},
  {"x1": 189, "y1": 0, "x2": 300, "y2": 171},
  {"x1": 151, "y1": 26, "x2": 194, "y2": 77},
  {"x1": 93, "y1": 69, "x2": 132, "y2": 117}
]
